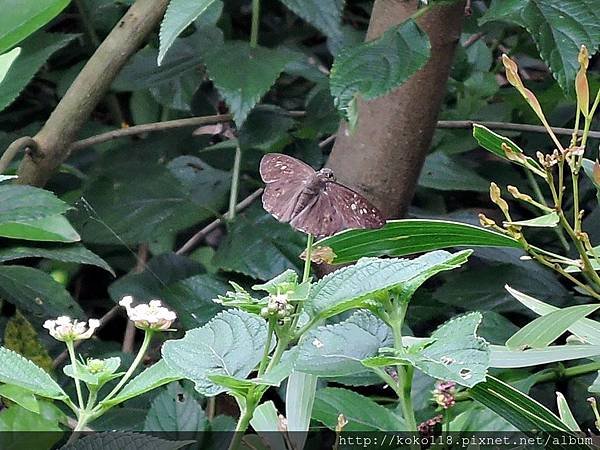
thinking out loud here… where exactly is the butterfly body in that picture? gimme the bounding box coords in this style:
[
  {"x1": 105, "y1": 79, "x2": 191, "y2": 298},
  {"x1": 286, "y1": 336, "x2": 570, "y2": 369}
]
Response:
[{"x1": 260, "y1": 154, "x2": 385, "y2": 237}]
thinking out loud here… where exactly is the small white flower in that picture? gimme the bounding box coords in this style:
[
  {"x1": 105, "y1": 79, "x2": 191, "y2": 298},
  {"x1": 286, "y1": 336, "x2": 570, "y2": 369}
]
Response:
[
  {"x1": 119, "y1": 296, "x2": 177, "y2": 331},
  {"x1": 43, "y1": 316, "x2": 100, "y2": 342}
]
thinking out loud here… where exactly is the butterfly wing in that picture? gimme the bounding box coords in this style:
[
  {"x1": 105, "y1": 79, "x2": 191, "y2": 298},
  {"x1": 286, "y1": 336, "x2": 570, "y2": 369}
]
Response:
[
  {"x1": 260, "y1": 153, "x2": 316, "y2": 223},
  {"x1": 289, "y1": 182, "x2": 385, "y2": 237}
]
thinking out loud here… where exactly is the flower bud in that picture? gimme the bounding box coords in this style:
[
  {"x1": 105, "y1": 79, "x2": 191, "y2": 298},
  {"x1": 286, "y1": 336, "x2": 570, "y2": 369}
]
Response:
[
  {"x1": 489, "y1": 183, "x2": 510, "y2": 216},
  {"x1": 478, "y1": 213, "x2": 496, "y2": 228},
  {"x1": 43, "y1": 316, "x2": 100, "y2": 342},
  {"x1": 119, "y1": 296, "x2": 176, "y2": 331},
  {"x1": 502, "y1": 54, "x2": 523, "y2": 90}
]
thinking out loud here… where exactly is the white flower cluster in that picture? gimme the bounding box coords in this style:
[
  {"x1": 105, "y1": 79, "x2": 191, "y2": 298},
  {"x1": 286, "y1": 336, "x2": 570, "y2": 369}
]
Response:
[
  {"x1": 43, "y1": 316, "x2": 100, "y2": 342},
  {"x1": 119, "y1": 296, "x2": 176, "y2": 331}
]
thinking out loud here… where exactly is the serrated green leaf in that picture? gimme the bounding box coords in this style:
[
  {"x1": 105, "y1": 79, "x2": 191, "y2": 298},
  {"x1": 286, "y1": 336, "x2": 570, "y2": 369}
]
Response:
[
  {"x1": 0, "y1": 32, "x2": 76, "y2": 111},
  {"x1": 296, "y1": 310, "x2": 392, "y2": 378},
  {"x1": 0, "y1": 347, "x2": 66, "y2": 400},
  {"x1": 100, "y1": 360, "x2": 183, "y2": 407},
  {"x1": 158, "y1": 0, "x2": 221, "y2": 65},
  {"x1": 161, "y1": 310, "x2": 271, "y2": 396},
  {"x1": 60, "y1": 432, "x2": 194, "y2": 450},
  {"x1": 0, "y1": 266, "x2": 82, "y2": 318},
  {"x1": 0, "y1": 0, "x2": 70, "y2": 54},
  {"x1": 203, "y1": 41, "x2": 298, "y2": 125},
  {"x1": 0, "y1": 244, "x2": 113, "y2": 275},
  {"x1": 0, "y1": 185, "x2": 69, "y2": 223},
  {"x1": 0, "y1": 384, "x2": 39, "y2": 414},
  {"x1": 0, "y1": 47, "x2": 20, "y2": 84},
  {"x1": 507, "y1": 286, "x2": 600, "y2": 345},
  {"x1": 506, "y1": 304, "x2": 600, "y2": 350},
  {"x1": 330, "y1": 19, "x2": 430, "y2": 119},
  {"x1": 305, "y1": 250, "x2": 471, "y2": 320},
  {"x1": 312, "y1": 387, "x2": 404, "y2": 431},
  {"x1": 314, "y1": 219, "x2": 521, "y2": 264},
  {"x1": 480, "y1": 0, "x2": 600, "y2": 93},
  {"x1": 505, "y1": 212, "x2": 559, "y2": 228}
]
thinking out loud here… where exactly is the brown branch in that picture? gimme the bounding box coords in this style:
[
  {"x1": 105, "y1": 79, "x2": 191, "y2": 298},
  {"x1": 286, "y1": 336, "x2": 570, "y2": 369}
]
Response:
[
  {"x1": 15, "y1": 0, "x2": 170, "y2": 187},
  {"x1": 0, "y1": 137, "x2": 37, "y2": 173},
  {"x1": 436, "y1": 120, "x2": 600, "y2": 139}
]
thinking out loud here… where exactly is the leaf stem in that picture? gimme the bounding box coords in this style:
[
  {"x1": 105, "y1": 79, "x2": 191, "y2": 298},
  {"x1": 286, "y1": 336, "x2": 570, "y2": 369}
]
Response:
[
  {"x1": 228, "y1": 146, "x2": 243, "y2": 220},
  {"x1": 65, "y1": 341, "x2": 85, "y2": 411},
  {"x1": 250, "y1": 0, "x2": 260, "y2": 48},
  {"x1": 302, "y1": 234, "x2": 314, "y2": 283},
  {"x1": 229, "y1": 396, "x2": 258, "y2": 450}
]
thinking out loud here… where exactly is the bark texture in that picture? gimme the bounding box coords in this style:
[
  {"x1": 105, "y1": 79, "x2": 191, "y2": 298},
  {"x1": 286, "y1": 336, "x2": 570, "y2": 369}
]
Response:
[
  {"x1": 15, "y1": 0, "x2": 170, "y2": 187},
  {"x1": 327, "y1": 0, "x2": 466, "y2": 218}
]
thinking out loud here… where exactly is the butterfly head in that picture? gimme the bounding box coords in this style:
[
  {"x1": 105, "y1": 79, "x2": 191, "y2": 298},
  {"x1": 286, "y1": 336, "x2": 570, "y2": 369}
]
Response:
[{"x1": 316, "y1": 168, "x2": 336, "y2": 183}]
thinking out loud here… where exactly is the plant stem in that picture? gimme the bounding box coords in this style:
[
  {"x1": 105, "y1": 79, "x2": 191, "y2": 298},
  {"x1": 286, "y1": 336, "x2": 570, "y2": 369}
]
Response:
[
  {"x1": 257, "y1": 321, "x2": 274, "y2": 377},
  {"x1": 302, "y1": 234, "x2": 314, "y2": 283},
  {"x1": 250, "y1": 0, "x2": 260, "y2": 48},
  {"x1": 66, "y1": 341, "x2": 85, "y2": 410},
  {"x1": 228, "y1": 146, "x2": 242, "y2": 220},
  {"x1": 100, "y1": 330, "x2": 153, "y2": 405},
  {"x1": 229, "y1": 396, "x2": 257, "y2": 450}
]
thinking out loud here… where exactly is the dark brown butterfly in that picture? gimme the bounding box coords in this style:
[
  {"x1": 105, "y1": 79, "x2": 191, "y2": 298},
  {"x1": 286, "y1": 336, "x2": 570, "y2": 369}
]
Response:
[{"x1": 259, "y1": 153, "x2": 385, "y2": 237}]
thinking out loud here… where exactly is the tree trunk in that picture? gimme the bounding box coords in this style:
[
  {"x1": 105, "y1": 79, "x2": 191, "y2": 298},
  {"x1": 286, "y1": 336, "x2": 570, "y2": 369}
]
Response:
[{"x1": 327, "y1": 0, "x2": 466, "y2": 218}]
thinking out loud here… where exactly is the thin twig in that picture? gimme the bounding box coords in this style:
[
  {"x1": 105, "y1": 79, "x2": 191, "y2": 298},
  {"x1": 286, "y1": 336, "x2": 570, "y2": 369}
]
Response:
[
  {"x1": 462, "y1": 32, "x2": 484, "y2": 48},
  {"x1": 176, "y1": 188, "x2": 263, "y2": 255},
  {"x1": 53, "y1": 305, "x2": 121, "y2": 368},
  {"x1": 122, "y1": 244, "x2": 149, "y2": 353},
  {"x1": 0, "y1": 137, "x2": 37, "y2": 174},
  {"x1": 437, "y1": 120, "x2": 600, "y2": 139}
]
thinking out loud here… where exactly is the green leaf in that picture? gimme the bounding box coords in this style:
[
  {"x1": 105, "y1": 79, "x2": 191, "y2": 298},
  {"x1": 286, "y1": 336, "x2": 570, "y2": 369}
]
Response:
[
  {"x1": 469, "y1": 376, "x2": 578, "y2": 441},
  {"x1": 0, "y1": 244, "x2": 113, "y2": 275},
  {"x1": 330, "y1": 19, "x2": 430, "y2": 120},
  {"x1": 506, "y1": 286, "x2": 600, "y2": 345},
  {"x1": 0, "y1": 32, "x2": 76, "y2": 111},
  {"x1": 314, "y1": 219, "x2": 521, "y2": 264},
  {"x1": 203, "y1": 41, "x2": 298, "y2": 125},
  {"x1": 0, "y1": 47, "x2": 20, "y2": 84},
  {"x1": 0, "y1": 215, "x2": 80, "y2": 242},
  {"x1": 285, "y1": 372, "x2": 317, "y2": 450},
  {"x1": 0, "y1": 400, "x2": 64, "y2": 435},
  {"x1": 419, "y1": 152, "x2": 490, "y2": 192},
  {"x1": 0, "y1": 266, "x2": 82, "y2": 317},
  {"x1": 505, "y1": 212, "x2": 559, "y2": 228},
  {"x1": 506, "y1": 304, "x2": 600, "y2": 350},
  {"x1": 480, "y1": 0, "x2": 600, "y2": 93},
  {"x1": 158, "y1": 0, "x2": 221, "y2": 65},
  {"x1": 100, "y1": 360, "x2": 183, "y2": 407},
  {"x1": 296, "y1": 310, "x2": 392, "y2": 379},
  {"x1": 365, "y1": 313, "x2": 490, "y2": 387},
  {"x1": 305, "y1": 250, "x2": 471, "y2": 320},
  {"x1": 250, "y1": 401, "x2": 287, "y2": 450},
  {"x1": 161, "y1": 310, "x2": 271, "y2": 396},
  {"x1": 0, "y1": 384, "x2": 40, "y2": 414},
  {"x1": 64, "y1": 357, "x2": 122, "y2": 388},
  {"x1": 556, "y1": 392, "x2": 580, "y2": 432},
  {"x1": 212, "y1": 206, "x2": 305, "y2": 280},
  {"x1": 312, "y1": 387, "x2": 404, "y2": 431},
  {"x1": 278, "y1": 0, "x2": 344, "y2": 41},
  {"x1": 582, "y1": 158, "x2": 600, "y2": 204},
  {"x1": 160, "y1": 274, "x2": 227, "y2": 329},
  {"x1": 0, "y1": 185, "x2": 69, "y2": 223},
  {"x1": 60, "y1": 432, "x2": 194, "y2": 450},
  {"x1": 0, "y1": 0, "x2": 70, "y2": 54},
  {"x1": 143, "y1": 383, "x2": 208, "y2": 434},
  {"x1": 0, "y1": 347, "x2": 67, "y2": 400},
  {"x1": 490, "y1": 344, "x2": 600, "y2": 368}
]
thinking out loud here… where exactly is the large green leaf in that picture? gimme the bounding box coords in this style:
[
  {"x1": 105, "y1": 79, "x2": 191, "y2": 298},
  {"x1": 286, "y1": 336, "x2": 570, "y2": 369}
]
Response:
[
  {"x1": 419, "y1": 152, "x2": 490, "y2": 192},
  {"x1": 312, "y1": 387, "x2": 404, "y2": 431},
  {"x1": 313, "y1": 219, "x2": 521, "y2": 264},
  {"x1": 161, "y1": 310, "x2": 270, "y2": 396},
  {"x1": 469, "y1": 376, "x2": 579, "y2": 443},
  {"x1": 490, "y1": 344, "x2": 600, "y2": 368},
  {"x1": 160, "y1": 274, "x2": 227, "y2": 328},
  {"x1": 203, "y1": 41, "x2": 298, "y2": 125},
  {"x1": 143, "y1": 383, "x2": 207, "y2": 434},
  {"x1": 506, "y1": 304, "x2": 600, "y2": 350},
  {"x1": 60, "y1": 432, "x2": 193, "y2": 450},
  {"x1": 363, "y1": 313, "x2": 490, "y2": 387},
  {"x1": 285, "y1": 371, "x2": 317, "y2": 450},
  {"x1": 0, "y1": 347, "x2": 67, "y2": 400},
  {"x1": 100, "y1": 360, "x2": 183, "y2": 407},
  {"x1": 0, "y1": 244, "x2": 113, "y2": 275},
  {"x1": 0, "y1": 185, "x2": 69, "y2": 223},
  {"x1": 0, "y1": 215, "x2": 80, "y2": 242},
  {"x1": 0, "y1": 47, "x2": 20, "y2": 84},
  {"x1": 0, "y1": 32, "x2": 75, "y2": 111},
  {"x1": 212, "y1": 206, "x2": 305, "y2": 280},
  {"x1": 296, "y1": 310, "x2": 392, "y2": 379},
  {"x1": 0, "y1": 266, "x2": 83, "y2": 318},
  {"x1": 278, "y1": 0, "x2": 344, "y2": 41},
  {"x1": 158, "y1": 0, "x2": 221, "y2": 65},
  {"x1": 480, "y1": 0, "x2": 600, "y2": 93},
  {"x1": 330, "y1": 19, "x2": 430, "y2": 120},
  {"x1": 506, "y1": 286, "x2": 600, "y2": 345},
  {"x1": 305, "y1": 250, "x2": 471, "y2": 320},
  {"x1": 0, "y1": 0, "x2": 70, "y2": 54}
]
